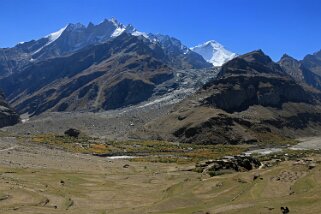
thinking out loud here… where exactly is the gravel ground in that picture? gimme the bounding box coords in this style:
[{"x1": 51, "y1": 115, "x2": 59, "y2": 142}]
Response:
[
  {"x1": 291, "y1": 137, "x2": 321, "y2": 150},
  {"x1": 2, "y1": 68, "x2": 219, "y2": 141},
  {"x1": 2, "y1": 102, "x2": 174, "y2": 140},
  {"x1": 0, "y1": 136, "x2": 115, "y2": 171}
]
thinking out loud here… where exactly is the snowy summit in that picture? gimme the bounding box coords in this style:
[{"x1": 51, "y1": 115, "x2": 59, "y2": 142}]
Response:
[{"x1": 190, "y1": 40, "x2": 237, "y2": 66}]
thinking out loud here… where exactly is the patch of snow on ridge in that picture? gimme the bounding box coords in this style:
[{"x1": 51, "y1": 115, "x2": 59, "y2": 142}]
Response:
[
  {"x1": 111, "y1": 26, "x2": 126, "y2": 37},
  {"x1": 131, "y1": 31, "x2": 149, "y2": 39},
  {"x1": 46, "y1": 26, "x2": 68, "y2": 44}
]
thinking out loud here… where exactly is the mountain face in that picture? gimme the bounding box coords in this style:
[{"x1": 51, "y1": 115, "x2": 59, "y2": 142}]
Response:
[
  {"x1": 203, "y1": 50, "x2": 314, "y2": 112},
  {"x1": 0, "y1": 32, "x2": 210, "y2": 115},
  {"x1": 0, "y1": 18, "x2": 213, "y2": 115},
  {"x1": 143, "y1": 50, "x2": 321, "y2": 144},
  {"x1": 190, "y1": 40, "x2": 237, "y2": 66},
  {"x1": 279, "y1": 54, "x2": 321, "y2": 90},
  {"x1": 278, "y1": 54, "x2": 305, "y2": 81},
  {"x1": 0, "y1": 91, "x2": 20, "y2": 128},
  {"x1": 148, "y1": 34, "x2": 211, "y2": 69}
]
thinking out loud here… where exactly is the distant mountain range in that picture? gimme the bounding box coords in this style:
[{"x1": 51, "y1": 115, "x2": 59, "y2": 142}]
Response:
[{"x1": 0, "y1": 18, "x2": 235, "y2": 78}]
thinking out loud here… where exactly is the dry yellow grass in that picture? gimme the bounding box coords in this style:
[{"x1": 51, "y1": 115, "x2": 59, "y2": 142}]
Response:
[
  {"x1": 0, "y1": 156, "x2": 321, "y2": 213},
  {"x1": 27, "y1": 134, "x2": 248, "y2": 163}
]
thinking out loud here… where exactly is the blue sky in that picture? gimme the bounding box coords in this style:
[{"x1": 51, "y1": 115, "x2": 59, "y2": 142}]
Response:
[{"x1": 0, "y1": 0, "x2": 320, "y2": 60}]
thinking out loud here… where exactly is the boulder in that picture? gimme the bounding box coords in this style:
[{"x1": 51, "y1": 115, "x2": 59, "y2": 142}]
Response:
[
  {"x1": 64, "y1": 128, "x2": 81, "y2": 138},
  {"x1": 308, "y1": 163, "x2": 316, "y2": 170}
]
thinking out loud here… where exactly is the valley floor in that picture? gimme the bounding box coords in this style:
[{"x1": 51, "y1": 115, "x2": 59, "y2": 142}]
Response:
[{"x1": 0, "y1": 136, "x2": 321, "y2": 213}]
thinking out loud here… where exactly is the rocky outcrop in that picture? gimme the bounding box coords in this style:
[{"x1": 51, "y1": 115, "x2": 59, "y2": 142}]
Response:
[
  {"x1": 0, "y1": 91, "x2": 20, "y2": 128},
  {"x1": 173, "y1": 113, "x2": 257, "y2": 144},
  {"x1": 202, "y1": 75, "x2": 313, "y2": 113},
  {"x1": 278, "y1": 54, "x2": 305, "y2": 81},
  {"x1": 195, "y1": 155, "x2": 261, "y2": 176}
]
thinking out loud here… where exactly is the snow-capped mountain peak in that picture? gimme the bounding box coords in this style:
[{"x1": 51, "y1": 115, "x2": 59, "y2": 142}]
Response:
[{"x1": 190, "y1": 40, "x2": 237, "y2": 66}]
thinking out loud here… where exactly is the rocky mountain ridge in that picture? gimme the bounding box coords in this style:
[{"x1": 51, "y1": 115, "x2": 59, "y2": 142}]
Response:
[{"x1": 279, "y1": 53, "x2": 321, "y2": 91}]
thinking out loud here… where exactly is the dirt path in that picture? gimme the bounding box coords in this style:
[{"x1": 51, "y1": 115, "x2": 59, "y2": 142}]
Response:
[
  {"x1": 0, "y1": 145, "x2": 18, "y2": 152},
  {"x1": 0, "y1": 137, "x2": 19, "y2": 152}
]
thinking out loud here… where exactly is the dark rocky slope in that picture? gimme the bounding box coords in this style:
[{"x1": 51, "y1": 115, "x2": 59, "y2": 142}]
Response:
[
  {"x1": 0, "y1": 91, "x2": 20, "y2": 128},
  {"x1": 143, "y1": 50, "x2": 321, "y2": 144}
]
